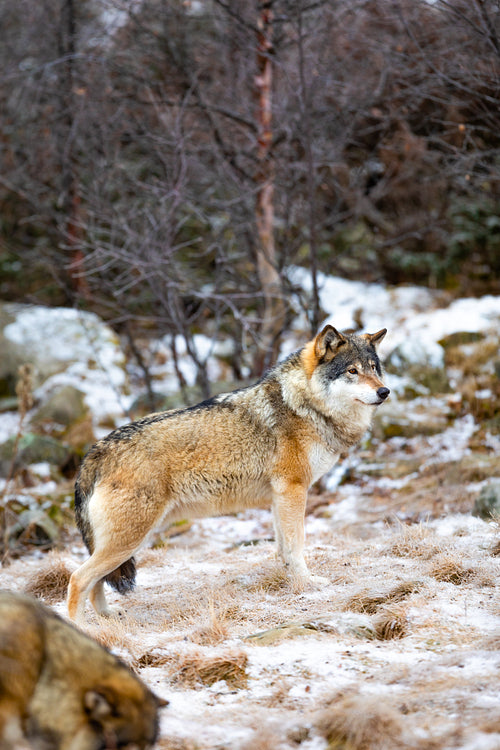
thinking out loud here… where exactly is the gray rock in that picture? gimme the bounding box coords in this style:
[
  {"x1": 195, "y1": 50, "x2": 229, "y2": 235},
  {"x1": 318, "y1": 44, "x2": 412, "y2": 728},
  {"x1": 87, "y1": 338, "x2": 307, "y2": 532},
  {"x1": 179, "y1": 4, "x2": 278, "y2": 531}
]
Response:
[
  {"x1": 0, "y1": 302, "x2": 126, "y2": 391},
  {"x1": 0, "y1": 433, "x2": 74, "y2": 476},
  {"x1": 472, "y1": 479, "x2": 500, "y2": 520},
  {"x1": 31, "y1": 385, "x2": 88, "y2": 428}
]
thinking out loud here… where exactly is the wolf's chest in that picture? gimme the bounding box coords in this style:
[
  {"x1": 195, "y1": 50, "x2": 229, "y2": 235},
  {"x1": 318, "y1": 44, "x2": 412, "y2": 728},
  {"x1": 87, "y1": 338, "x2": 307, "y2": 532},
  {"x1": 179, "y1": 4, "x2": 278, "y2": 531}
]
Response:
[{"x1": 307, "y1": 443, "x2": 339, "y2": 485}]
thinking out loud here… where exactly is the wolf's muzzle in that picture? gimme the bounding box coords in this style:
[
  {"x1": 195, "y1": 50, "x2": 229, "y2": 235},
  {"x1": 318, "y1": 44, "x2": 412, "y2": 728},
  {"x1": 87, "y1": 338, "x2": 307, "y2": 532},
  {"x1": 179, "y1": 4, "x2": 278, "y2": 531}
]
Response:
[{"x1": 377, "y1": 387, "x2": 390, "y2": 401}]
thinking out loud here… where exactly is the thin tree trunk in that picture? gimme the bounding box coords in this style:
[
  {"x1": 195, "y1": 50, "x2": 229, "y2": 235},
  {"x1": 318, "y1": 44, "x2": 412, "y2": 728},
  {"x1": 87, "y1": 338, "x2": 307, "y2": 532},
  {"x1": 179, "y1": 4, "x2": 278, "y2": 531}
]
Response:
[
  {"x1": 297, "y1": 11, "x2": 321, "y2": 334},
  {"x1": 254, "y1": 0, "x2": 285, "y2": 375},
  {"x1": 59, "y1": 0, "x2": 90, "y2": 300}
]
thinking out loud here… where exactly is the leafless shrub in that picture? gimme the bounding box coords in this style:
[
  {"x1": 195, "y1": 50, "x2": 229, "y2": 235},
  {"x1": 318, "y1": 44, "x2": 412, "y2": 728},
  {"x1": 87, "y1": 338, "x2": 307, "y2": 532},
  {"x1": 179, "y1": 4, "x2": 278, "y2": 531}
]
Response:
[
  {"x1": 24, "y1": 555, "x2": 72, "y2": 603},
  {"x1": 170, "y1": 649, "x2": 248, "y2": 689},
  {"x1": 345, "y1": 581, "x2": 422, "y2": 614},
  {"x1": 315, "y1": 692, "x2": 404, "y2": 750},
  {"x1": 1, "y1": 364, "x2": 35, "y2": 561},
  {"x1": 429, "y1": 554, "x2": 476, "y2": 585}
]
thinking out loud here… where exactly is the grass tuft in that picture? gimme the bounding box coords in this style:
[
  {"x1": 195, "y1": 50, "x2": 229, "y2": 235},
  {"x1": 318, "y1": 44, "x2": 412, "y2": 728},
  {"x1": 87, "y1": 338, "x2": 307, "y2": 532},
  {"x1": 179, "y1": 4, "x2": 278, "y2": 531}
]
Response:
[
  {"x1": 24, "y1": 555, "x2": 73, "y2": 603},
  {"x1": 374, "y1": 604, "x2": 409, "y2": 640},
  {"x1": 429, "y1": 554, "x2": 476, "y2": 585},
  {"x1": 170, "y1": 649, "x2": 248, "y2": 688},
  {"x1": 345, "y1": 580, "x2": 422, "y2": 614},
  {"x1": 316, "y1": 692, "x2": 404, "y2": 750},
  {"x1": 388, "y1": 523, "x2": 442, "y2": 559}
]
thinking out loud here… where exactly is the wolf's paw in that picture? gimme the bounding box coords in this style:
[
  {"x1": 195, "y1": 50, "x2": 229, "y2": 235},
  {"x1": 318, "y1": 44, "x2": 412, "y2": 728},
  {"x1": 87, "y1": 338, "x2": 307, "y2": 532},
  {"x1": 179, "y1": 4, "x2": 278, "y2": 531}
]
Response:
[
  {"x1": 96, "y1": 605, "x2": 124, "y2": 620},
  {"x1": 308, "y1": 574, "x2": 330, "y2": 586},
  {"x1": 290, "y1": 572, "x2": 329, "y2": 591}
]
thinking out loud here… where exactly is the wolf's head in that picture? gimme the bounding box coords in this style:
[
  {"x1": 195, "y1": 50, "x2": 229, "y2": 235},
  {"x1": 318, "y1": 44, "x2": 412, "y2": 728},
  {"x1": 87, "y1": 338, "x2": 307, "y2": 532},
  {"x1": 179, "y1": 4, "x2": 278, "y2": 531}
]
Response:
[
  {"x1": 82, "y1": 672, "x2": 168, "y2": 749},
  {"x1": 304, "y1": 325, "x2": 390, "y2": 414}
]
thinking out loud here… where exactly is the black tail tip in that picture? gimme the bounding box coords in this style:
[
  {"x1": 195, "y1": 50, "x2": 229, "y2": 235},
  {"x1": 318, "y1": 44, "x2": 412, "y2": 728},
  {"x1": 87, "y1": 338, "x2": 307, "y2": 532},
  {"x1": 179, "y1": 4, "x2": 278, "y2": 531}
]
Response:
[{"x1": 104, "y1": 557, "x2": 136, "y2": 594}]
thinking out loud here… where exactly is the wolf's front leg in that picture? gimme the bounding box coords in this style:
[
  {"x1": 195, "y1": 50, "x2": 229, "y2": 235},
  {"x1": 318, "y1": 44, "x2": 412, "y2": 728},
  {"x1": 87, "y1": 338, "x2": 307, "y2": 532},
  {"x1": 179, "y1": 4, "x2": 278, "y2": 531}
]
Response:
[
  {"x1": 272, "y1": 481, "x2": 329, "y2": 586},
  {"x1": 271, "y1": 482, "x2": 310, "y2": 580}
]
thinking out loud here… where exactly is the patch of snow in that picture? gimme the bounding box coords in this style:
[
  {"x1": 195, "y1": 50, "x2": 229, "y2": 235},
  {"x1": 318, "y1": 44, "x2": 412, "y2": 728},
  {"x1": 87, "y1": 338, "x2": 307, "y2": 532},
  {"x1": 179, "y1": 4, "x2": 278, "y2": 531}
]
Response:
[
  {"x1": 285, "y1": 269, "x2": 500, "y2": 371},
  {"x1": 321, "y1": 486, "x2": 362, "y2": 522},
  {"x1": 0, "y1": 412, "x2": 20, "y2": 442},
  {"x1": 423, "y1": 415, "x2": 477, "y2": 465}
]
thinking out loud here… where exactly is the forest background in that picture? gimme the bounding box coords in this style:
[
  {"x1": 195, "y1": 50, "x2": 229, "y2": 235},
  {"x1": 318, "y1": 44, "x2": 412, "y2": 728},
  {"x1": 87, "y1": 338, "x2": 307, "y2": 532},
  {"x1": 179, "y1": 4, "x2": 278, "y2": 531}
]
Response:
[{"x1": 2, "y1": 0, "x2": 500, "y2": 395}]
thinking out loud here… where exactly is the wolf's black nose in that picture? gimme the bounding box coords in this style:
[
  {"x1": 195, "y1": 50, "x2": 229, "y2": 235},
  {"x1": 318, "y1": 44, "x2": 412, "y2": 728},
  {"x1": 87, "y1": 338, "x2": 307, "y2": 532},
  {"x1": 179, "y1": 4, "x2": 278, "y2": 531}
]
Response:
[{"x1": 377, "y1": 387, "x2": 390, "y2": 401}]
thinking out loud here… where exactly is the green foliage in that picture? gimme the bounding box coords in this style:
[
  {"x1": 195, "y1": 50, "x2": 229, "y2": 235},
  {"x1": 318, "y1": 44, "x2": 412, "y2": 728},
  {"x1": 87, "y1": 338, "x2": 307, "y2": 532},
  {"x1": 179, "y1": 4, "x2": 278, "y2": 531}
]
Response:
[{"x1": 449, "y1": 198, "x2": 500, "y2": 270}]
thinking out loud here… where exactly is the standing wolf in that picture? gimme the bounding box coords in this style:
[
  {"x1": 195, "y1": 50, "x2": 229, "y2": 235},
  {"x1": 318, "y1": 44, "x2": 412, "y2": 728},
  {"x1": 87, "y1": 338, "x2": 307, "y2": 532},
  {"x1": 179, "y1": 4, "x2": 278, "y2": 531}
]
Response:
[
  {"x1": 0, "y1": 590, "x2": 166, "y2": 750},
  {"x1": 68, "y1": 325, "x2": 389, "y2": 622}
]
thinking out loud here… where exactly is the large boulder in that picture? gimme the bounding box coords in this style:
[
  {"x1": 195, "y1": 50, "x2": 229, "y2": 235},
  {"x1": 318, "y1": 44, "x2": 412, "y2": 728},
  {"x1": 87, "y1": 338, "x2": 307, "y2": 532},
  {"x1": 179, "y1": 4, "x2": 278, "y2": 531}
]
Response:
[
  {"x1": 0, "y1": 303, "x2": 125, "y2": 386},
  {"x1": 0, "y1": 303, "x2": 128, "y2": 429}
]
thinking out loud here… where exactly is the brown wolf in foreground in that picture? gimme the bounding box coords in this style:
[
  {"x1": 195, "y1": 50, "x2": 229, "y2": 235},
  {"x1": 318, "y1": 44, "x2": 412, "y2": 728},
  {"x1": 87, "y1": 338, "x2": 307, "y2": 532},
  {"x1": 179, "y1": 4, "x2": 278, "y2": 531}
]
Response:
[
  {"x1": 67, "y1": 325, "x2": 389, "y2": 622},
  {"x1": 0, "y1": 590, "x2": 166, "y2": 750}
]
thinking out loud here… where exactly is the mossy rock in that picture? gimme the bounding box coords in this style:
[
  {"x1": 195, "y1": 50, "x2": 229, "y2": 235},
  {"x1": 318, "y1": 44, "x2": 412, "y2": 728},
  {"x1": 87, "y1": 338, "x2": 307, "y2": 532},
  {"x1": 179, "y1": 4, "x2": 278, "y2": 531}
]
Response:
[
  {"x1": 129, "y1": 391, "x2": 170, "y2": 418},
  {"x1": 472, "y1": 479, "x2": 500, "y2": 520},
  {"x1": 373, "y1": 400, "x2": 450, "y2": 439},
  {"x1": 31, "y1": 385, "x2": 88, "y2": 428},
  {"x1": 0, "y1": 433, "x2": 74, "y2": 476},
  {"x1": 438, "y1": 331, "x2": 485, "y2": 348},
  {"x1": 10, "y1": 509, "x2": 60, "y2": 548}
]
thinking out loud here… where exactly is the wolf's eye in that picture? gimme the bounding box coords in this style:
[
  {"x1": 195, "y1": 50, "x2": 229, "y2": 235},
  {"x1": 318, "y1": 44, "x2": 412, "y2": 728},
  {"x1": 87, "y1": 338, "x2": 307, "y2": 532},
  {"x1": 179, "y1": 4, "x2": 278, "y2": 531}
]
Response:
[
  {"x1": 371, "y1": 364, "x2": 377, "y2": 371},
  {"x1": 348, "y1": 368, "x2": 358, "y2": 375}
]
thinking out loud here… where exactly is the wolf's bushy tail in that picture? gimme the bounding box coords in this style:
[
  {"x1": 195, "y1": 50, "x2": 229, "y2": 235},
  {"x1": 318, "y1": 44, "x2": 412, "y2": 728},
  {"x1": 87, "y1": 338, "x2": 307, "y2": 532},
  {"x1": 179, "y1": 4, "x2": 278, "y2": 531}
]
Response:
[{"x1": 104, "y1": 558, "x2": 137, "y2": 593}]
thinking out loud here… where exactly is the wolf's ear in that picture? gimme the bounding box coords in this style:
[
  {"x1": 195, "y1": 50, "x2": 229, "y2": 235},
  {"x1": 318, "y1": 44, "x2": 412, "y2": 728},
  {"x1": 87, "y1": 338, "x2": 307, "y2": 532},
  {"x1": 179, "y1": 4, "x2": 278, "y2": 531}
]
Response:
[
  {"x1": 84, "y1": 690, "x2": 113, "y2": 720},
  {"x1": 363, "y1": 328, "x2": 387, "y2": 347},
  {"x1": 314, "y1": 325, "x2": 347, "y2": 360}
]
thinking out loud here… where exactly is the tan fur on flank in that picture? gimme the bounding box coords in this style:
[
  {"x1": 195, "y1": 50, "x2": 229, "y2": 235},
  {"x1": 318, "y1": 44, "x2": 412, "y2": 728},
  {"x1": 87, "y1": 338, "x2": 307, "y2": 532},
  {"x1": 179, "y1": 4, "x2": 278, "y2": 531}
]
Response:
[{"x1": 67, "y1": 325, "x2": 389, "y2": 622}]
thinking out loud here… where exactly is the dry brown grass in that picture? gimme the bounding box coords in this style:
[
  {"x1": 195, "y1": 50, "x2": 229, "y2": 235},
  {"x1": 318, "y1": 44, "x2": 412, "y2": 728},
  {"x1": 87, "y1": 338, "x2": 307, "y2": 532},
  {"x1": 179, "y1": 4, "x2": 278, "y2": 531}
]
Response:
[
  {"x1": 388, "y1": 523, "x2": 443, "y2": 559},
  {"x1": 374, "y1": 604, "x2": 410, "y2": 640},
  {"x1": 239, "y1": 726, "x2": 283, "y2": 750},
  {"x1": 24, "y1": 554, "x2": 73, "y2": 603},
  {"x1": 156, "y1": 738, "x2": 197, "y2": 750},
  {"x1": 245, "y1": 563, "x2": 292, "y2": 593},
  {"x1": 87, "y1": 617, "x2": 137, "y2": 654},
  {"x1": 344, "y1": 580, "x2": 422, "y2": 614},
  {"x1": 160, "y1": 583, "x2": 241, "y2": 627},
  {"x1": 187, "y1": 601, "x2": 231, "y2": 645},
  {"x1": 135, "y1": 651, "x2": 173, "y2": 669},
  {"x1": 428, "y1": 554, "x2": 476, "y2": 585},
  {"x1": 315, "y1": 692, "x2": 404, "y2": 750},
  {"x1": 490, "y1": 539, "x2": 500, "y2": 557},
  {"x1": 170, "y1": 648, "x2": 248, "y2": 688}
]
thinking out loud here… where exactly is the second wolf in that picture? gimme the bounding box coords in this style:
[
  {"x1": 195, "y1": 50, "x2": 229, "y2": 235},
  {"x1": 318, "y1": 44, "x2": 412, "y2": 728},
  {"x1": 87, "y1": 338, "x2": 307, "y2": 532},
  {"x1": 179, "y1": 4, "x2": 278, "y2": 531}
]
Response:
[
  {"x1": 0, "y1": 590, "x2": 166, "y2": 750},
  {"x1": 68, "y1": 325, "x2": 390, "y2": 622}
]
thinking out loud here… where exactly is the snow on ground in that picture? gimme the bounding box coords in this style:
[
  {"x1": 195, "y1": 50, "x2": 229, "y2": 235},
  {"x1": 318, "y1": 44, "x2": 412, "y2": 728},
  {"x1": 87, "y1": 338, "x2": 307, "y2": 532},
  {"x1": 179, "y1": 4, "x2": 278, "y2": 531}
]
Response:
[{"x1": 1, "y1": 277, "x2": 500, "y2": 749}]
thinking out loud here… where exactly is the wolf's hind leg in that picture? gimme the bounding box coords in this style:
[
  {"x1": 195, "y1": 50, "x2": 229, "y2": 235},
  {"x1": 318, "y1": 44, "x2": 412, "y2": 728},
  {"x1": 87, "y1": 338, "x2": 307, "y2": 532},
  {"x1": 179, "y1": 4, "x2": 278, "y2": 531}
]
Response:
[
  {"x1": 67, "y1": 549, "x2": 133, "y2": 623},
  {"x1": 89, "y1": 579, "x2": 117, "y2": 618}
]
